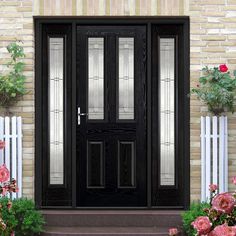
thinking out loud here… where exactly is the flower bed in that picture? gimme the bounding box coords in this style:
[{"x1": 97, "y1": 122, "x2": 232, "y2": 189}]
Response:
[{"x1": 180, "y1": 182, "x2": 236, "y2": 236}]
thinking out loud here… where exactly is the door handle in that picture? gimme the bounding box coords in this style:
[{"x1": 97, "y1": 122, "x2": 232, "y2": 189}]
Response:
[{"x1": 78, "y1": 107, "x2": 87, "y2": 125}]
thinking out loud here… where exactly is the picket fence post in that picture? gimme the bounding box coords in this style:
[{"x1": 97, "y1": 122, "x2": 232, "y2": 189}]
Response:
[
  {"x1": 0, "y1": 116, "x2": 23, "y2": 199},
  {"x1": 201, "y1": 116, "x2": 228, "y2": 202}
]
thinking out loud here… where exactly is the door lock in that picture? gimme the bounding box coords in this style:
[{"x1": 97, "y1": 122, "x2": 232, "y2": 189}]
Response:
[{"x1": 78, "y1": 107, "x2": 87, "y2": 125}]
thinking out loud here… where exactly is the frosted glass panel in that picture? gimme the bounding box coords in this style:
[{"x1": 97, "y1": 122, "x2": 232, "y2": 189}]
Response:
[
  {"x1": 49, "y1": 38, "x2": 64, "y2": 185},
  {"x1": 88, "y1": 38, "x2": 104, "y2": 120},
  {"x1": 119, "y1": 38, "x2": 134, "y2": 120},
  {"x1": 160, "y1": 38, "x2": 175, "y2": 186}
]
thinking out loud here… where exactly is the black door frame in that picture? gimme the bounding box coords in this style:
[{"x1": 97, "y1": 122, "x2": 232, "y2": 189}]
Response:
[{"x1": 34, "y1": 16, "x2": 190, "y2": 209}]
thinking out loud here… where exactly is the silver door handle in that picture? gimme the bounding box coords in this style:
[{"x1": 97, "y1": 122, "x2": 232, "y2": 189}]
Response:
[{"x1": 78, "y1": 107, "x2": 87, "y2": 125}]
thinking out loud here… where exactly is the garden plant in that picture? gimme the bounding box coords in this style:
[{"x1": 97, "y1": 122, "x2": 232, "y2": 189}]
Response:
[
  {"x1": 0, "y1": 41, "x2": 27, "y2": 110},
  {"x1": 0, "y1": 140, "x2": 44, "y2": 236},
  {"x1": 191, "y1": 64, "x2": 236, "y2": 116},
  {"x1": 180, "y1": 182, "x2": 236, "y2": 236}
]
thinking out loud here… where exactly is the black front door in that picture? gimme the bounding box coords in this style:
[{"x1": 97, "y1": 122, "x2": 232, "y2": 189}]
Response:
[
  {"x1": 36, "y1": 18, "x2": 190, "y2": 209},
  {"x1": 76, "y1": 26, "x2": 147, "y2": 207}
]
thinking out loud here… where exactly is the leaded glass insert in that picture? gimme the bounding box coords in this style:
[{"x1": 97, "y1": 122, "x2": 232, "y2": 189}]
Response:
[
  {"x1": 49, "y1": 37, "x2": 64, "y2": 185},
  {"x1": 88, "y1": 38, "x2": 104, "y2": 120},
  {"x1": 118, "y1": 38, "x2": 134, "y2": 120},
  {"x1": 160, "y1": 38, "x2": 175, "y2": 186}
]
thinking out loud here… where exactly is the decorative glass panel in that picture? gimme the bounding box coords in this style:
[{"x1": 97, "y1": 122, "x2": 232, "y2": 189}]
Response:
[
  {"x1": 118, "y1": 142, "x2": 135, "y2": 187},
  {"x1": 160, "y1": 38, "x2": 175, "y2": 186},
  {"x1": 118, "y1": 38, "x2": 134, "y2": 120},
  {"x1": 88, "y1": 38, "x2": 104, "y2": 120},
  {"x1": 49, "y1": 38, "x2": 64, "y2": 185},
  {"x1": 87, "y1": 142, "x2": 104, "y2": 187}
]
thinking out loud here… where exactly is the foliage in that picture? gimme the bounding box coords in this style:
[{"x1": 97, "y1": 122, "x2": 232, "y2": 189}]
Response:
[
  {"x1": 11, "y1": 198, "x2": 45, "y2": 236},
  {"x1": 0, "y1": 41, "x2": 26, "y2": 108},
  {"x1": 0, "y1": 142, "x2": 44, "y2": 235},
  {"x1": 0, "y1": 198, "x2": 45, "y2": 236},
  {"x1": 191, "y1": 65, "x2": 236, "y2": 115},
  {"x1": 182, "y1": 202, "x2": 210, "y2": 236}
]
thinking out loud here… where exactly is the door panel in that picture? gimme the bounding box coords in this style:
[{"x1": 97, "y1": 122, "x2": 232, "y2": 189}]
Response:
[
  {"x1": 41, "y1": 24, "x2": 72, "y2": 206},
  {"x1": 76, "y1": 26, "x2": 147, "y2": 207},
  {"x1": 152, "y1": 25, "x2": 186, "y2": 207}
]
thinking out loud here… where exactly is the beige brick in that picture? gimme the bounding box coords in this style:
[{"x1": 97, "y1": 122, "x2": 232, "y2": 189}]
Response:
[
  {"x1": 0, "y1": 2, "x2": 20, "y2": 6},
  {"x1": 202, "y1": 35, "x2": 226, "y2": 41},
  {"x1": 201, "y1": 23, "x2": 225, "y2": 28},
  {"x1": 202, "y1": 47, "x2": 225, "y2": 52},
  {"x1": 228, "y1": 0, "x2": 236, "y2": 4},
  {"x1": 200, "y1": 0, "x2": 226, "y2": 4},
  {"x1": 221, "y1": 17, "x2": 236, "y2": 22}
]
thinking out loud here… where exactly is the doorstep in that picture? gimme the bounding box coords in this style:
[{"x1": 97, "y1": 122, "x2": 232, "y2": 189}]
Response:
[{"x1": 40, "y1": 210, "x2": 184, "y2": 236}]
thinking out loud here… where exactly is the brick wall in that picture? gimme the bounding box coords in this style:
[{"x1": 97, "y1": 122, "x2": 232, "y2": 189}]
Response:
[{"x1": 0, "y1": 0, "x2": 236, "y2": 202}]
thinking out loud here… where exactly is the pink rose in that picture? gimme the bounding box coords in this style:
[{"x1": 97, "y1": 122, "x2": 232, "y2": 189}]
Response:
[
  {"x1": 169, "y1": 228, "x2": 178, "y2": 236},
  {"x1": 1, "y1": 186, "x2": 7, "y2": 196},
  {"x1": 0, "y1": 164, "x2": 10, "y2": 183},
  {"x1": 0, "y1": 141, "x2": 5, "y2": 150},
  {"x1": 219, "y1": 64, "x2": 228, "y2": 73},
  {"x1": 209, "y1": 184, "x2": 218, "y2": 192},
  {"x1": 209, "y1": 224, "x2": 236, "y2": 236},
  {"x1": 232, "y1": 176, "x2": 236, "y2": 185},
  {"x1": 191, "y1": 216, "x2": 212, "y2": 235},
  {"x1": 212, "y1": 192, "x2": 236, "y2": 214}
]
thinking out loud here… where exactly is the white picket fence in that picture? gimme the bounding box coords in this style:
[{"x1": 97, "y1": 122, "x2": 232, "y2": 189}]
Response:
[
  {"x1": 0, "y1": 117, "x2": 22, "y2": 199},
  {"x1": 201, "y1": 116, "x2": 228, "y2": 202}
]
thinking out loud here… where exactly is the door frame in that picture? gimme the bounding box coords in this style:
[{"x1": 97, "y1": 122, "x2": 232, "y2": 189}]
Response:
[{"x1": 34, "y1": 16, "x2": 190, "y2": 210}]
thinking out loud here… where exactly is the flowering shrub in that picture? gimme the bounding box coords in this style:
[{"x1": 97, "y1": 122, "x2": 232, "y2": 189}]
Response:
[
  {"x1": 191, "y1": 64, "x2": 236, "y2": 115},
  {"x1": 181, "y1": 180, "x2": 236, "y2": 236},
  {"x1": 0, "y1": 140, "x2": 18, "y2": 235}
]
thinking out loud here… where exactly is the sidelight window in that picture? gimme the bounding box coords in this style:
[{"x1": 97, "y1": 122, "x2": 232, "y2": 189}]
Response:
[
  {"x1": 159, "y1": 38, "x2": 175, "y2": 186},
  {"x1": 49, "y1": 37, "x2": 64, "y2": 185}
]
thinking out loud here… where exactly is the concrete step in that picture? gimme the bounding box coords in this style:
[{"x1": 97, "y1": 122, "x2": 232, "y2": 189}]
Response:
[
  {"x1": 42, "y1": 210, "x2": 183, "y2": 228},
  {"x1": 41, "y1": 226, "x2": 180, "y2": 236}
]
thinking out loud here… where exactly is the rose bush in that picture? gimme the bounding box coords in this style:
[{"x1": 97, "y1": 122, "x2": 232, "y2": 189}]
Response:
[
  {"x1": 182, "y1": 180, "x2": 236, "y2": 236},
  {"x1": 191, "y1": 64, "x2": 236, "y2": 115},
  {"x1": 0, "y1": 141, "x2": 18, "y2": 235}
]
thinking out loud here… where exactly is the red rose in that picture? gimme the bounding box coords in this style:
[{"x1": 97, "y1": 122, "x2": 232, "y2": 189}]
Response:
[{"x1": 219, "y1": 64, "x2": 228, "y2": 72}]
